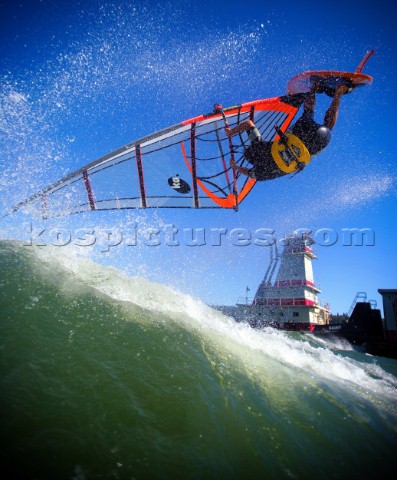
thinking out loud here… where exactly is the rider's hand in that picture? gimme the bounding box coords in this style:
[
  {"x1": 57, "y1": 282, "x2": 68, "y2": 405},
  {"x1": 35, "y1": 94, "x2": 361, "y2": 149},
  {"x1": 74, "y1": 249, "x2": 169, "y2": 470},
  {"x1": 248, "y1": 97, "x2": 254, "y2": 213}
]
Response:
[
  {"x1": 335, "y1": 84, "x2": 350, "y2": 95},
  {"x1": 310, "y1": 79, "x2": 321, "y2": 93}
]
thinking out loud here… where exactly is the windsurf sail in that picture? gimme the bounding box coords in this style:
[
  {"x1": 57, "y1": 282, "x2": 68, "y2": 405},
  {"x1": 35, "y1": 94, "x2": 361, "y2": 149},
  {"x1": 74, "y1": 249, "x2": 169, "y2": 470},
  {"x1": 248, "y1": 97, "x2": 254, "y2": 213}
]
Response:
[{"x1": 5, "y1": 95, "x2": 304, "y2": 218}]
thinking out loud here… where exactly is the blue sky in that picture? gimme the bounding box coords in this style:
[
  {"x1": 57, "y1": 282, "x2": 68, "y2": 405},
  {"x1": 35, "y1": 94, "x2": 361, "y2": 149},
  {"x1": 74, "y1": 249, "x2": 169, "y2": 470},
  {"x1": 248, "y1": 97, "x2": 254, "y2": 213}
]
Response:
[{"x1": 0, "y1": 0, "x2": 396, "y2": 314}]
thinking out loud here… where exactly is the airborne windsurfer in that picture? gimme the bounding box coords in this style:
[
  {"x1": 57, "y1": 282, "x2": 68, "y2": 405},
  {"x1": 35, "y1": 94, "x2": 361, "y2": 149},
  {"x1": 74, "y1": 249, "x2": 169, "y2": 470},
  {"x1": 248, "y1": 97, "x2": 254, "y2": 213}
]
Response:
[
  {"x1": 226, "y1": 83, "x2": 349, "y2": 180},
  {"x1": 6, "y1": 52, "x2": 372, "y2": 217}
]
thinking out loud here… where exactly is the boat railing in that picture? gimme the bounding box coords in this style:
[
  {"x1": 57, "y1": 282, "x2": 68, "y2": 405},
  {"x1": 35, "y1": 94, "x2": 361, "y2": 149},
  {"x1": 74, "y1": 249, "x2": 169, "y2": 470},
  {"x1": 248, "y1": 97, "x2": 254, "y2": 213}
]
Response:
[{"x1": 236, "y1": 296, "x2": 330, "y2": 310}]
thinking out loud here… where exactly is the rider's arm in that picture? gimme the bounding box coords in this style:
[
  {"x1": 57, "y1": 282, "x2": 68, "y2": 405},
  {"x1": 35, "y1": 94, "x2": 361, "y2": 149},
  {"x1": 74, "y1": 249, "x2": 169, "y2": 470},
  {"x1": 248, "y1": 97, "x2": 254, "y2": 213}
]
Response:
[
  {"x1": 302, "y1": 79, "x2": 322, "y2": 114},
  {"x1": 324, "y1": 84, "x2": 349, "y2": 129},
  {"x1": 303, "y1": 91, "x2": 316, "y2": 114}
]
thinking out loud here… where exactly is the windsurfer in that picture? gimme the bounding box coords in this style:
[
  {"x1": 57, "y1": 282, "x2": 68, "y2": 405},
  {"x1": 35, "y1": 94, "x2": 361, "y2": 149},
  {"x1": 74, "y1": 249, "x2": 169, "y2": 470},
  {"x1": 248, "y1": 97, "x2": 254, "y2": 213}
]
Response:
[{"x1": 226, "y1": 83, "x2": 349, "y2": 180}]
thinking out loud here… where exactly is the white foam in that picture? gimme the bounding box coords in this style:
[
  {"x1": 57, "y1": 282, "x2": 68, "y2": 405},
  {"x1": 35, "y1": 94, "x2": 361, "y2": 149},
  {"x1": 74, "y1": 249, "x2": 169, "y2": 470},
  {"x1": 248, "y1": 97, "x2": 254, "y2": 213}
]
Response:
[{"x1": 31, "y1": 244, "x2": 397, "y2": 411}]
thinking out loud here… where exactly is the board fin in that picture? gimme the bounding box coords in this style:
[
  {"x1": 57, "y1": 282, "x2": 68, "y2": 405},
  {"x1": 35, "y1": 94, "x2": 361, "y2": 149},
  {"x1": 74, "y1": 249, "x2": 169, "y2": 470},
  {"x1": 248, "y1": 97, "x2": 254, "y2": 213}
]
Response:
[{"x1": 355, "y1": 50, "x2": 375, "y2": 74}]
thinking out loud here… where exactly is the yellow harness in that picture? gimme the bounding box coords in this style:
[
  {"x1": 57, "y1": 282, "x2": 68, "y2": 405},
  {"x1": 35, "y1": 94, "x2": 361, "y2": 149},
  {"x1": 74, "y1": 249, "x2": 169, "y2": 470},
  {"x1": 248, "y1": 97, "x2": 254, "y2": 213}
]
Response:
[{"x1": 271, "y1": 133, "x2": 311, "y2": 174}]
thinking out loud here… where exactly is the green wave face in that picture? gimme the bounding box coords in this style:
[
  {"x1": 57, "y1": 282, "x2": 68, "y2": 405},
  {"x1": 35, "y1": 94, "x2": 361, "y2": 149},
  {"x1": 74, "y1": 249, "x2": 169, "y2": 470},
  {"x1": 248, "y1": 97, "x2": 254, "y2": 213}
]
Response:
[{"x1": 1, "y1": 241, "x2": 397, "y2": 480}]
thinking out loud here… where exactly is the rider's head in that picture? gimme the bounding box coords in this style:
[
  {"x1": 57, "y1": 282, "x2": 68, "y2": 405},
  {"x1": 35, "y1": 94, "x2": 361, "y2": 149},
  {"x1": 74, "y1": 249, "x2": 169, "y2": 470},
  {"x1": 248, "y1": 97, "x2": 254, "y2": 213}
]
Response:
[{"x1": 314, "y1": 126, "x2": 332, "y2": 151}]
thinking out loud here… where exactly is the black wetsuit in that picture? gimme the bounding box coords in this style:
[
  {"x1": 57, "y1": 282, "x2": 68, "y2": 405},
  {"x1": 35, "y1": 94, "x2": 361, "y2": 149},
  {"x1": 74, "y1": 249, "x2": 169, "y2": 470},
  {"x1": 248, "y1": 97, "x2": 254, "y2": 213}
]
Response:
[
  {"x1": 244, "y1": 141, "x2": 285, "y2": 181},
  {"x1": 243, "y1": 110, "x2": 331, "y2": 181},
  {"x1": 242, "y1": 125, "x2": 286, "y2": 181},
  {"x1": 291, "y1": 110, "x2": 331, "y2": 156}
]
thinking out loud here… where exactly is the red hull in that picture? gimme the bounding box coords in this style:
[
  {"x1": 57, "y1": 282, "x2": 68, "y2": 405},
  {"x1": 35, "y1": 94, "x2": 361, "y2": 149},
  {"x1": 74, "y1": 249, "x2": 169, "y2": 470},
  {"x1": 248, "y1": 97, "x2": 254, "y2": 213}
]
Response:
[{"x1": 282, "y1": 322, "x2": 317, "y2": 332}]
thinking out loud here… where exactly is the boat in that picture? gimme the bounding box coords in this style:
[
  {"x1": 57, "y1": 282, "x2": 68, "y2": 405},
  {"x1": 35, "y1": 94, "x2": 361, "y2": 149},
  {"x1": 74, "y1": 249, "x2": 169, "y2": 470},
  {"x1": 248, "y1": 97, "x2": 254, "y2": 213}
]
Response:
[
  {"x1": 215, "y1": 232, "x2": 330, "y2": 331},
  {"x1": 213, "y1": 234, "x2": 397, "y2": 358}
]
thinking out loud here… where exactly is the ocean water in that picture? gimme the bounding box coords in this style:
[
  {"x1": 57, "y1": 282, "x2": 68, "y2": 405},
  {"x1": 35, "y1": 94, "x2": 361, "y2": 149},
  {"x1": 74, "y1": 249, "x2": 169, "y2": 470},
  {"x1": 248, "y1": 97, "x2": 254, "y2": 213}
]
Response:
[{"x1": 1, "y1": 240, "x2": 397, "y2": 480}]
